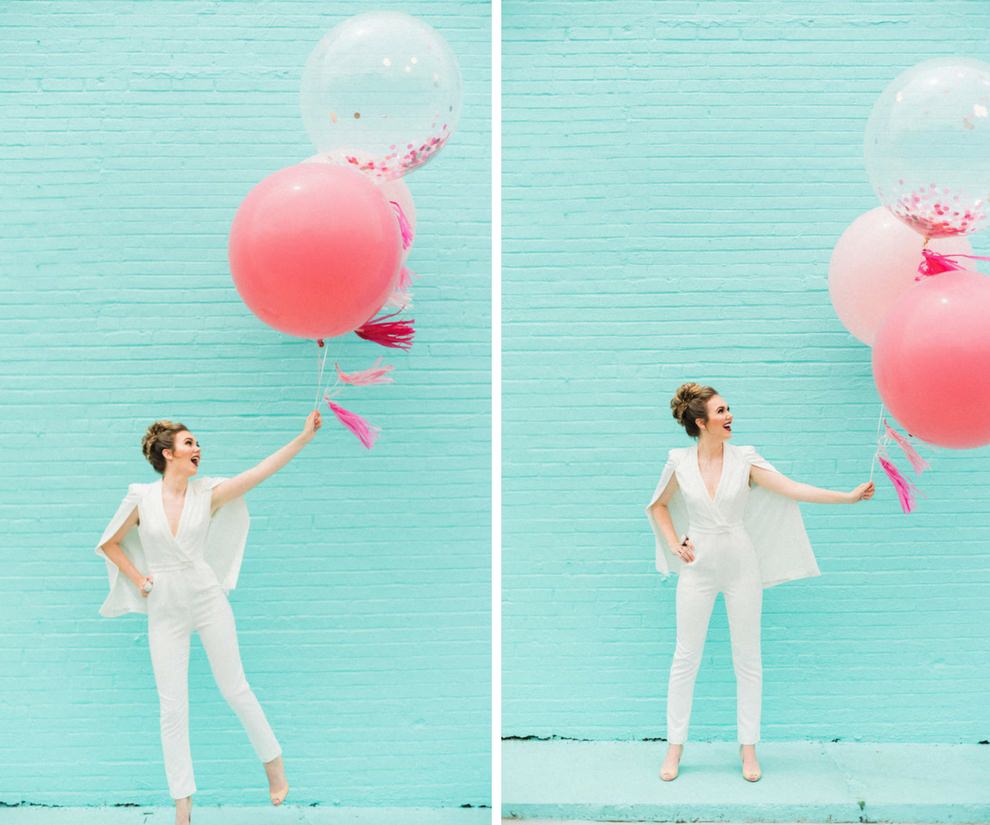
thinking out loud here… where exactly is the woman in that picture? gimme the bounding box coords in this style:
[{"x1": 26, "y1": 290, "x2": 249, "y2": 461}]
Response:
[
  {"x1": 646, "y1": 384, "x2": 873, "y2": 783},
  {"x1": 96, "y1": 410, "x2": 322, "y2": 825}
]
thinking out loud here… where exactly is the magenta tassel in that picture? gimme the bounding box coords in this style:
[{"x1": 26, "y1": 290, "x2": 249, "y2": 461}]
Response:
[
  {"x1": 390, "y1": 201, "x2": 414, "y2": 250},
  {"x1": 917, "y1": 248, "x2": 968, "y2": 278},
  {"x1": 877, "y1": 453, "x2": 919, "y2": 514},
  {"x1": 354, "y1": 310, "x2": 415, "y2": 350},
  {"x1": 883, "y1": 419, "x2": 930, "y2": 474},
  {"x1": 325, "y1": 397, "x2": 380, "y2": 449},
  {"x1": 335, "y1": 357, "x2": 395, "y2": 386}
]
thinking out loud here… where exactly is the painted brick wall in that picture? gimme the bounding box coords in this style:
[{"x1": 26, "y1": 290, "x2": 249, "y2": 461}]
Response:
[
  {"x1": 503, "y1": 0, "x2": 990, "y2": 743},
  {"x1": 0, "y1": 0, "x2": 490, "y2": 808}
]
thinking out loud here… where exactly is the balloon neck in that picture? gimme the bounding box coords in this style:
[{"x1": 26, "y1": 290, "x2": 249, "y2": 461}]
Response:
[{"x1": 317, "y1": 339, "x2": 325, "y2": 348}]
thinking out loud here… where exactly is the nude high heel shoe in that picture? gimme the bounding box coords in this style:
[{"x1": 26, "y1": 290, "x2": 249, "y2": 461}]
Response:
[
  {"x1": 659, "y1": 744, "x2": 682, "y2": 781},
  {"x1": 739, "y1": 744, "x2": 762, "y2": 782}
]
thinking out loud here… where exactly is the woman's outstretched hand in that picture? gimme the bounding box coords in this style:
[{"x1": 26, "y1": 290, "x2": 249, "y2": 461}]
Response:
[
  {"x1": 848, "y1": 481, "x2": 875, "y2": 503},
  {"x1": 301, "y1": 410, "x2": 322, "y2": 443}
]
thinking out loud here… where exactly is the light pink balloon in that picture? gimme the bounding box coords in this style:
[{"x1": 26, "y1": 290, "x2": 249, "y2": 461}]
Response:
[
  {"x1": 229, "y1": 163, "x2": 401, "y2": 339},
  {"x1": 829, "y1": 208, "x2": 971, "y2": 345},
  {"x1": 873, "y1": 269, "x2": 990, "y2": 449},
  {"x1": 305, "y1": 153, "x2": 416, "y2": 262}
]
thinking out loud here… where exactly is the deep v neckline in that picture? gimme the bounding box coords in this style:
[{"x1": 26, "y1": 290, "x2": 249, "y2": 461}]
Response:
[
  {"x1": 160, "y1": 480, "x2": 189, "y2": 540},
  {"x1": 695, "y1": 443, "x2": 726, "y2": 502}
]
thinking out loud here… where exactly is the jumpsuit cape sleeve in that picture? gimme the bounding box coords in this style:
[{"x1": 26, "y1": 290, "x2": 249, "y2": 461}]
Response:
[
  {"x1": 738, "y1": 446, "x2": 821, "y2": 588},
  {"x1": 95, "y1": 483, "x2": 151, "y2": 618},
  {"x1": 95, "y1": 477, "x2": 250, "y2": 618},
  {"x1": 645, "y1": 447, "x2": 690, "y2": 579},
  {"x1": 645, "y1": 444, "x2": 821, "y2": 588}
]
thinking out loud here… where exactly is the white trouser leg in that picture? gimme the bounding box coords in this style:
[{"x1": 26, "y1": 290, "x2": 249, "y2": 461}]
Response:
[
  {"x1": 666, "y1": 565, "x2": 717, "y2": 745},
  {"x1": 196, "y1": 589, "x2": 282, "y2": 763},
  {"x1": 723, "y1": 566, "x2": 763, "y2": 745},
  {"x1": 148, "y1": 613, "x2": 196, "y2": 799}
]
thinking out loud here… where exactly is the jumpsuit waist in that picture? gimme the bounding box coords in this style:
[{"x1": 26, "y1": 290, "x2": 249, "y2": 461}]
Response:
[
  {"x1": 149, "y1": 559, "x2": 211, "y2": 574},
  {"x1": 688, "y1": 522, "x2": 745, "y2": 535}
]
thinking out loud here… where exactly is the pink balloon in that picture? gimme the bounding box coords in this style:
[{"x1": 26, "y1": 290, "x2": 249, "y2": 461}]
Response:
[
  {"x1": 229, "y1": 164, "x2": 401, "y2": 339},
  {"x1": 829, "y1": 208, "x2": 971, "y2": 345},
  {"x1": 305, "y1": 153, "x2": 416, "y2": 262},
  {"x1": 873, "y1": 270, "x2": 990, "y2": 449}
]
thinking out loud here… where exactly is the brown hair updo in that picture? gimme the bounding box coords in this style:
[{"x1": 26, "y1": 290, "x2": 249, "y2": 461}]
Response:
[
  {"x1": 141, "y1": 420, "x2": 188, "y2": 475},
  {"x1": 670, "y1": 383, "x2": 719, "y2": 439}
]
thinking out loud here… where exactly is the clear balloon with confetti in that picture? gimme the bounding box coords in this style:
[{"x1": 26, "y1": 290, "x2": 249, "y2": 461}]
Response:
[
  {"x1": 865, "y1": 57, "x2": 990, "y2": 238},
  {"x1": 301, "y1": 11, "x2": 463, "y2": 181}
]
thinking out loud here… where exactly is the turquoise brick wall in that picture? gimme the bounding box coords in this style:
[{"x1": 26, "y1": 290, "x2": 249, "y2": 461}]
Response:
[
  {"x1": 503, "y1": 1, "x2": 990, "y2": 743},
  {"x1": 0, "y1": 0, "x2": 490, "y2": 808}
]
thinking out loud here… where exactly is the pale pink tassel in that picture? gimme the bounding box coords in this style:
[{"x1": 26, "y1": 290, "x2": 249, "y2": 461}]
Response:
[
  {"x1": 390, "y1": 201, "x2": 414, "y2": 250},
  {"x1": 877, "y1": 453, "x2": 919, "y2": 514},
  {"x1": 354, "y1": 310, "x2": 415, "y2": 350},
  {"x1": 398, "y1": 265, "x2": 414, "y2": 290},
  {"x1": 883, "y1": 419, "x2": 930, "y2": 474},
  {"x1": 335, "y1": 357, "x2": 395, "y2": 386},
  {"x1": 325, "y1": 397, "x2": 380, "y2": 449},
  {"x1": 384, "y1": 286, "x2": 413, "y2": 311}
]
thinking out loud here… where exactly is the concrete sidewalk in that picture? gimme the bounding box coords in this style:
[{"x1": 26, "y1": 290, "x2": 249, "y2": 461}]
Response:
[
  {"x1": 502, "y1": 740, "x2": 990, "y2": 822},
  {"x1": 0, "y1": 807, "x2": 490, "y2": 824}
]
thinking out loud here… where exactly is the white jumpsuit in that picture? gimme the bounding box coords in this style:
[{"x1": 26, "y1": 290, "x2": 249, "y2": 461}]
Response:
[
  {"x1": 96, "y1": 477, "x2": 281, "y2": 799},
  {"x1": 645, "y1": 443, "x2": 821, "y2": 745}
]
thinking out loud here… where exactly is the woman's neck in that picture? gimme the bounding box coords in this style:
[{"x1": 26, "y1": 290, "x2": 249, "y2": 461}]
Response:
[
  {"x1": 696, "y1": 437, "x2": 724, "y2": 461},
  {"x1": 161, "y1": 474, "x2": 190, "y2": 495}
]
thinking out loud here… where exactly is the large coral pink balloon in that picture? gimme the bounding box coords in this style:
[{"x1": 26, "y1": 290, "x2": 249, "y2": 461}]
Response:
[
  {"x1": 873, "y1": 270, "x2": 990, "y2": 448},
  {"x1": 229, "y1": 163, "x2": 401, "y2": 339},
  {"x1": 304, "y1": 153, "x2": 416, "y2": 262},
  {"x1": 829, "y1": 208, "x2": 971, "y2": 345}
]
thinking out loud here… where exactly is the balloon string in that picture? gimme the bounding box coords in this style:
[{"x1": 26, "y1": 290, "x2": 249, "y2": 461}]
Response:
[
  {"x1": 313, "y1": 340, "x2": 330, "y2": 410},
  {"x1": 869, "y1": 403, "x2": 885, "y2": 483}
]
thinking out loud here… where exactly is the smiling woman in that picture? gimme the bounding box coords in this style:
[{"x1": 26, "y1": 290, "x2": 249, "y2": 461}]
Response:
[
  {"x1": 647, "y1": 383, "x2": 874, "y2": 783},
  {"x1": 95, "y1": 412, "x2": 322, "y2": 825}
]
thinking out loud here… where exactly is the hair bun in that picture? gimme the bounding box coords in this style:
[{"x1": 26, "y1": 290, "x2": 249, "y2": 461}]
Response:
[{"x1": 670, "y1": 382, "x2": 704, "y2": 424}]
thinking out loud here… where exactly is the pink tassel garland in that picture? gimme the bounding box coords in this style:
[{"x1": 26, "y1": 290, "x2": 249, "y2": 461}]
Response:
[
  {"x1": 335, "y1": 357, "x2": 395, "y2": 386},
  {"x1": 355, "y1": 310, "x2": 415, "y2": 350},
  {"x1": 877, "y1": 453, "x2": 919, "y2": 514},
  {"x1": 398, "y1": 265, "x2": 414, "y2": 290},
  {"x1": 325, "y1": 397, "x2": 381, "y2": 449},
  {"x1": 883, "y1": 419, "x2": 930, "y2": 474},
  {"x1": 390, "y1": 201, "x2": 414, "y2": 250},
  {"x1": 917, "y1": 249, "x2": 990, "y2": 279}
]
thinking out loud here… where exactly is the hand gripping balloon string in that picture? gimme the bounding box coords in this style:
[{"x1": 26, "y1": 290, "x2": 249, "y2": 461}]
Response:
[{"x1": 917, "y1": 249, "x2": 990, "y2": 279}]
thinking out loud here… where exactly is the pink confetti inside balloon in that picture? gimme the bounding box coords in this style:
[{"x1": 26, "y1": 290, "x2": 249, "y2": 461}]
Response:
[
  {"x1": 301, "y1": 12, "x2": 463, "y2": 181},
  {"x1": 865, "y1": 57, "x2": 990, "y2": 238}
]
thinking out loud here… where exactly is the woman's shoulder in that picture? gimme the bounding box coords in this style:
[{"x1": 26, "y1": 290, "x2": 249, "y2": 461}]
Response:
[
  {"x1": 125, "y1": 480, "x2": 156, "y2": 498},
  {"x1": 666, "y1": 445, "x2": 691, "y2": 463}
]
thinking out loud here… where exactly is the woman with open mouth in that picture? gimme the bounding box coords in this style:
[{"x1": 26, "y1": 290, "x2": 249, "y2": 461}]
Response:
[
  {"x1": 95, "y1": 411, "x2": 321, "y2": 825},
  {"x1": 646, "y1": 383, "x2": 874, "y2": 783}
]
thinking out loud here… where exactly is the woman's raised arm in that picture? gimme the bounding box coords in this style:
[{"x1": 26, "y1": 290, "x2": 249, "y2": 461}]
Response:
[
  {"x1": 750, "y1": 465, "x2": 874, "y2": 504},
  {"x1": 211, "y1": 411, "x2": 322, "y2": 511}
]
